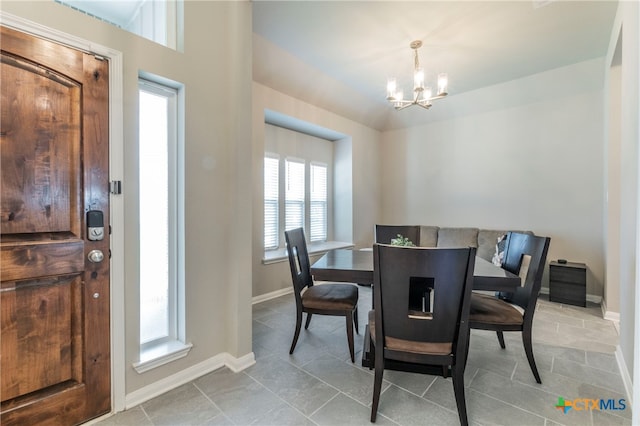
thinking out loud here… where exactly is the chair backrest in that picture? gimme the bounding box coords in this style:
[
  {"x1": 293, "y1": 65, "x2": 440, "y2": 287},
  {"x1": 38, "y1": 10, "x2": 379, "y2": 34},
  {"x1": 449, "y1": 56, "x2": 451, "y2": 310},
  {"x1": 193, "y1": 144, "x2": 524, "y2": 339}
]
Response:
[
  {"x1": 373, "y1": 244, "x2": 476, "y2": 360},
  {"x1": 374, "y1": 225, "x2": 421, "y2": 246},
  {"x1": 284, "y1": 228, "x2": 313, "y2": 298},
  {"x1": 500, "y1": 232, "x2": 551, "y2": 311}
]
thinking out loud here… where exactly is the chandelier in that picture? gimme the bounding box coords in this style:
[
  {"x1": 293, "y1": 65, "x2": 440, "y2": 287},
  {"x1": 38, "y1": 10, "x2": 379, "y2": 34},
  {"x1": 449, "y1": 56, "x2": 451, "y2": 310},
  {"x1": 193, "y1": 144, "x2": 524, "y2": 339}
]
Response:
[{"x1": 386, "y1": 40, "x2": 448, "y2": 110}]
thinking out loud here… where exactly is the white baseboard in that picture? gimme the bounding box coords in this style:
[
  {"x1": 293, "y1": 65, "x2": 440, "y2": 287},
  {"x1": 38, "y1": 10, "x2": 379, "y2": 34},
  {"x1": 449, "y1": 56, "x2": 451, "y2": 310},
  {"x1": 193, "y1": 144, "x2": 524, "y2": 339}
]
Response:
[
  {"x1": 252, "y1": 287, "x2": 293, "y2": 305},
  {"x1": 124, "y1": 351, "x2": 256, "y2": 410},
  {"x1": 601, "y1": 298, "x2": 621, "y2": 331},
  {"x1": 615, "y1": 345, "x2": 633, "y2": 407},
  {"x1": 225, "y1": 352, "x2": 257, "y2": 372}
]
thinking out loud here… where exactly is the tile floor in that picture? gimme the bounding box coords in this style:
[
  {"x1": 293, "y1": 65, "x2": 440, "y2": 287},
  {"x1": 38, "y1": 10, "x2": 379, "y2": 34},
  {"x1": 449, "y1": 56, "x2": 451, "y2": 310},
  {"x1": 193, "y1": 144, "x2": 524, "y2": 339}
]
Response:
[{"x1": 98, "y1": 286, "x2": 630, "y2": 425}]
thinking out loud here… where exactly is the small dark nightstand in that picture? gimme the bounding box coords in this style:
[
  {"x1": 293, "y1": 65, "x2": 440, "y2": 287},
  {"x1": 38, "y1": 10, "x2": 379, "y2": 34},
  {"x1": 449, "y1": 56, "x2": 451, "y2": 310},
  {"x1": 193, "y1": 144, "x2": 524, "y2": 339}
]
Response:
[{"x1": 549, "y1": 261, "x2": 587, "y2": 307}]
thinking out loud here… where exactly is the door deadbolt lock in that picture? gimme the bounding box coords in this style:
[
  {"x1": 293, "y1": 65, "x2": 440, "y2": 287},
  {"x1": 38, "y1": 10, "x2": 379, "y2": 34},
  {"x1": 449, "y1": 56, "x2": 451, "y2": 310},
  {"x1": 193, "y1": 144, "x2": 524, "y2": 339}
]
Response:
[
  {"x1": 88, "y1": 249, "x2": 104, "y2": 263},
  {"x1": 87, "y1": 210, "x2": 105, "y2": 241}
]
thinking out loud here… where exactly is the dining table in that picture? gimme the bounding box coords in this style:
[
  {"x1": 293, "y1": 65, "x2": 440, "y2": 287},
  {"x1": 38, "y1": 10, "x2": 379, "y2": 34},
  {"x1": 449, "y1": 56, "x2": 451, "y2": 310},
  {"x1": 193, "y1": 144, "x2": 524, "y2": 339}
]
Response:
[
  {"x1": 310, "y1": 248, "x2": 521, "y2": 291},
  {"x1": 310, "y1": 248, "x2": 522, "y2": 370}
]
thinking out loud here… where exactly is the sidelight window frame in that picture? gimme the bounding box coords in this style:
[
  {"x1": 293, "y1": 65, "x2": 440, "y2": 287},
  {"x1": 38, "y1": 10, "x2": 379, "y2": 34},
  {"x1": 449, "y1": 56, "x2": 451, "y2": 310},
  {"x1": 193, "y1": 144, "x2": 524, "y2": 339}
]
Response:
[{"x1": 134, "y1": 76, "x2": 190, "y2": 373}]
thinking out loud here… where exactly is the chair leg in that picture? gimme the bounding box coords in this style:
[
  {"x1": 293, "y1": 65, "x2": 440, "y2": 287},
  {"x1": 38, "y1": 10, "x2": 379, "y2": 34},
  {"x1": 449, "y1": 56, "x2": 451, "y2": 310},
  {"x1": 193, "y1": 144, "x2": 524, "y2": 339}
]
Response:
[
  {"x1": 304, "y1": 313, "x2": 313, "y2": 329},
  {"x1": 522, "y1": 327, "x2": 542, "y2": 384},
  {"x1": 496, "y1": 331, "x2": 506, "y2": 349},
  {"x1": 346, "y1": 313, "x2": 355, "y2": 362},
  {"x1": 370, "y1": 349, "x2": 384, "y2": 422},
  {"x1": 452, "y1": 363, "x2": 469, "y2": 426},
  {"x1": 464, "y1": 328, "x2": 471, "y2": 368},
  {"x1": 289, "y1": 307, "x2": 303, "y2": 354},
  {"x1": 354, "y1": 306, "x2": 359, "y2": 334}
]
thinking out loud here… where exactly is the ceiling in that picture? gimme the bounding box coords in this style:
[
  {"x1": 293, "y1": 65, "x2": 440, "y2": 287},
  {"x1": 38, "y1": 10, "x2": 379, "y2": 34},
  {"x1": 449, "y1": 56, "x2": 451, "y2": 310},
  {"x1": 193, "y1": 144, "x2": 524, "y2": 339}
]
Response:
[
  {"x1": 252, "y1": 1, "x2": 618, "y2": 131},
  {"x1": 57, "y1": 1, "x2": 618, "y2": 132}
]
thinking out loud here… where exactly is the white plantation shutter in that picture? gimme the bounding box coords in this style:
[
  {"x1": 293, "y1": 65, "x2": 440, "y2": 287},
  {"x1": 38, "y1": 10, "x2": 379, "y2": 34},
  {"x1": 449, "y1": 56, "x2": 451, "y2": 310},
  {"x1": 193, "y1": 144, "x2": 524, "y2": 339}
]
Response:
[
  {"x1": 285, "y1": 159, "x2": 305, "y2": 231},
  {"x1": 264, "y1": 156, "x2": 279, "y2": 249},
  {"x1": 309, "y1": 163, "x2": 327, "y2": 242}
]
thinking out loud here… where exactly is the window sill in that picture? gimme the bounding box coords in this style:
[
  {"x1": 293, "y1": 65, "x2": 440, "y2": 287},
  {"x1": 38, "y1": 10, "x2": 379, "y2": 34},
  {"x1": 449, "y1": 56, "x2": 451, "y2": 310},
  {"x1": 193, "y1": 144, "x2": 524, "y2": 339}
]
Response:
[
  {"x1": 263, "y1": 241, "x2": 354, "y2": 265},
  {"x1": 133, "y1": 340, "x2": 193, "y2": 374}
]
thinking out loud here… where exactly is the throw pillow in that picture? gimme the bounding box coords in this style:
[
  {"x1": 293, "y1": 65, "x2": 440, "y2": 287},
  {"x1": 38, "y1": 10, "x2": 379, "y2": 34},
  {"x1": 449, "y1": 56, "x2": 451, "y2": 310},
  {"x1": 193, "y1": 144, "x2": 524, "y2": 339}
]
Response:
[{"x1": 491, "y1": 234, "x2": 507, "y2": 266}]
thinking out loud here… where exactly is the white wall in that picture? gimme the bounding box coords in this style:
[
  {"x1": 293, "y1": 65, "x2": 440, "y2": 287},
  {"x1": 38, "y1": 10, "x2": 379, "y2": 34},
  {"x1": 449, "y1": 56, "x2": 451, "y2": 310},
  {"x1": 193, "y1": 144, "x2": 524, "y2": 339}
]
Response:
[
  {"x1": 605, "y1": 56, "x2": 622, "y2": 318},
  {"x1": 605, "y1": 1, "x2": 640, "y2": 403},
  {"x1": 380, "y1": 60, "x2": 606, "y2": 297},
  {"x1": 0, "y1": 0, "x2": 254, "y2": 399},
  {"x1": 252, "y1": 82, "x2": 381, "y2": 298}
]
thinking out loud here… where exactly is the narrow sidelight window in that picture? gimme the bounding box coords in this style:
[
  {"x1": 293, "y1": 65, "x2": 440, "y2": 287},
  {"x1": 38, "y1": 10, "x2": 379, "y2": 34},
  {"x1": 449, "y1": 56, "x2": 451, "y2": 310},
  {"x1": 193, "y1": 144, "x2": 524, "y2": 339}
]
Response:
[{"x1": 138, "y1": 78, "x2": 184, "y2": 358}]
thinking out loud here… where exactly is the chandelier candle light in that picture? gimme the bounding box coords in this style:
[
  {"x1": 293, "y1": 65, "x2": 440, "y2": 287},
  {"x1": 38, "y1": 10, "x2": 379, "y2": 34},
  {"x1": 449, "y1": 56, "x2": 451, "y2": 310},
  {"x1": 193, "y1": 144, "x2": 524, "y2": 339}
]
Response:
[{"x1": 386, "y1": 40, "x2": 448, "y2": 110}]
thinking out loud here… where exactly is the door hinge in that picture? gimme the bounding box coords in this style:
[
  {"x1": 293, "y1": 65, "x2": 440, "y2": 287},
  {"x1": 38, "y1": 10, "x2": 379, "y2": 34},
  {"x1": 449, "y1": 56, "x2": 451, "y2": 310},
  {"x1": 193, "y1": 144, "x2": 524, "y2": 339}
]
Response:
[{"x1": 110, "y1": 180, "x2": 122, "y2": 195}]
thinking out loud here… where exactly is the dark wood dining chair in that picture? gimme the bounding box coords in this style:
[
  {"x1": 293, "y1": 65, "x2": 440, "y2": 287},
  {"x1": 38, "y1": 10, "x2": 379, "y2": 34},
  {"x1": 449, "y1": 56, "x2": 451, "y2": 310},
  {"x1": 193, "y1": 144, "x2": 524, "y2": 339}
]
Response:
[
  {"x1": 374, "y1": 224, "x2": 421, "y2": 246},
  {"x1": 369, "y1": 244, "x2": 476, "y2": 425},
  {"x1": 469, "y1": 232, "x2": 551, "y2": 383},
  {"x1": 284, "y1": 228, "x2": 359, "y2": 362}
]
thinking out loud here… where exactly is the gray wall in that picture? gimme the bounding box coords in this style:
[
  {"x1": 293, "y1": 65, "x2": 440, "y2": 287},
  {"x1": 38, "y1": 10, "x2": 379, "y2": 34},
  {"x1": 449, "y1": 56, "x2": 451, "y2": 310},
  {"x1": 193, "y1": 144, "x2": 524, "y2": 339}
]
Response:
[{"x1": 380, "y1": 59, "x2": 606, "y2": 298}]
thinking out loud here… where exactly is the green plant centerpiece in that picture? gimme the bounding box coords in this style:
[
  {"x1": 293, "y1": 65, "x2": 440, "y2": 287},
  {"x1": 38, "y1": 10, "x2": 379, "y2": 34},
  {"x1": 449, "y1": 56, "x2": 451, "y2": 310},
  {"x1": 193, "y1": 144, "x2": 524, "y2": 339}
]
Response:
[{"x1": 390, "y1": 234, "x2": 416, "y2": 247}]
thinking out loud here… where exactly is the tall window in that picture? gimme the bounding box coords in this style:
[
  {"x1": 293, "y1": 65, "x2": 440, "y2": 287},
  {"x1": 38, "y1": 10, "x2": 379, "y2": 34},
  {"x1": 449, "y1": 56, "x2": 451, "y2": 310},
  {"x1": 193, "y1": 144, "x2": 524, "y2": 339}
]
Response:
[
  {"x1": 310, "y1": 163, "x2": 328, "y2": 242},
  {"x1": 285, "y1": 159, "x2": 305, "y2": 231},
  {"x1": 264, "y1": 156, "x2": 279, "y2": 250},
  {"x1": 138, "y1": 78, "x2": 186, "y2": 365}
]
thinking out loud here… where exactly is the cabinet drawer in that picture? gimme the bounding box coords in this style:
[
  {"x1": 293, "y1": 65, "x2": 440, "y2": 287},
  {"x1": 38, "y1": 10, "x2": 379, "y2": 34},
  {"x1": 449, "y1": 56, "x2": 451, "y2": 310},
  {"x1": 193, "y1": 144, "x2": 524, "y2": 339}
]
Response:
[
  {"x1": 550, "y1": 267, "x2": 585, "y2": 285},
  {"x1": 549, "y1": 281, "x2": 586, "y2": 307}
]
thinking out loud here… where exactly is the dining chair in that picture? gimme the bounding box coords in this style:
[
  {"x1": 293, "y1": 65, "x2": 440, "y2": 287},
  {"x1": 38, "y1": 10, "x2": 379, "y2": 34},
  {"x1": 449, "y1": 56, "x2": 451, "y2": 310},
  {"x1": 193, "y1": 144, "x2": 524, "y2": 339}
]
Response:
[
  {"x1": 369, "y1": 244, "x2": 476, "y2": 425},
  {"x1": 469, "y1": 232, "x2": 551, "y2": 383},
  {"x1": 284, "y1": 228, "x2": 359, "y2": 362},
  {"x1": 374, "y1": 224, "x2": 421, "y2": 246}
]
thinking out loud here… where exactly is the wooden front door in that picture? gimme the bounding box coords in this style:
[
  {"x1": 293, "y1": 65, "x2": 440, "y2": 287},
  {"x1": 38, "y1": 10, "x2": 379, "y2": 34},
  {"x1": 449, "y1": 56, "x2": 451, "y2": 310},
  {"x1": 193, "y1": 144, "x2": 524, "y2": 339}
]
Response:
[{"x1": 0, "y1": 26, "x2": 111, "y2": 425}]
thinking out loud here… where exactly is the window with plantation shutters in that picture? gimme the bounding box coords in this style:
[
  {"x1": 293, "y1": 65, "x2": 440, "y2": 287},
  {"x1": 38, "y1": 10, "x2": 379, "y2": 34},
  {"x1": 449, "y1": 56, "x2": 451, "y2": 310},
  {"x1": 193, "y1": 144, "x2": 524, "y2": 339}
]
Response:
[
  {"x1": 285, "y1": 159, "x2": 305, "y2": 231},
  {"x1": 263, "y1": 123, "x2": 334, "y2": 256},
  {"x1": 264, "y1": 156, "x2": 279, "y2": 250},
  {"x1": 310, "y1": 163, "x2": 327, "y2": 242}
]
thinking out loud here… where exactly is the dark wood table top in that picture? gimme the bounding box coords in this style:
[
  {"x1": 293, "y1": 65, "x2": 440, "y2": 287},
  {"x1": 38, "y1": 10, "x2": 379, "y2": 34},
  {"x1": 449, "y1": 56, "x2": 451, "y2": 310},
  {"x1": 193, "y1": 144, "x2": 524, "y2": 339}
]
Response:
[{"x1": 310, "y1": 248, "x2": 520, "y2": 292}]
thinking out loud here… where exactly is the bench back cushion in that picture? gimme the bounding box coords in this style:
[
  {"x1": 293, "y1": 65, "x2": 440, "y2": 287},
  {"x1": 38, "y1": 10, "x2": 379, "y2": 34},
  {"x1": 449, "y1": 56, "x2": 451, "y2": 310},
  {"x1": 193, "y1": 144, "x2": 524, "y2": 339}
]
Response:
[{"x1": 437, "y1": 227, "x2": 479, "y2": 249}]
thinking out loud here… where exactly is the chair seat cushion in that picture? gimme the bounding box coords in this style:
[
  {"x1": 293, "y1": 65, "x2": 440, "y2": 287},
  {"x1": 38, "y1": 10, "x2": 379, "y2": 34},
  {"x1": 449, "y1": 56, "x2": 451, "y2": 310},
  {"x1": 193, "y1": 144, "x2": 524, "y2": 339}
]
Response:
[
  {"x1": 302, "y1": 283, "x2": 358, "y2": 310},
  {"x1": 368, "y1": 310, "x2": 452, "y2": 355},
  {"x1": 469, "y1": 293, "x2": 523, "y2": 326}
]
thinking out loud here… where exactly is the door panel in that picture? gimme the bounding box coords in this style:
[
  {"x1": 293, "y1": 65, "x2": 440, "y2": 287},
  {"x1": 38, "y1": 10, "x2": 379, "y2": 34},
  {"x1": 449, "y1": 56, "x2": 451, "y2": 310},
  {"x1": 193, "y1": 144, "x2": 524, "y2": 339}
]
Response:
[
  {"x1": 1, "y1": 275, "x2": 82, "y2": 400},
  {"x1": 0, "y1": 53, "x2": 79, "y2": 234},
  {"x1": 0, "y1": 26, "x2": 110, "y2": 425}
]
